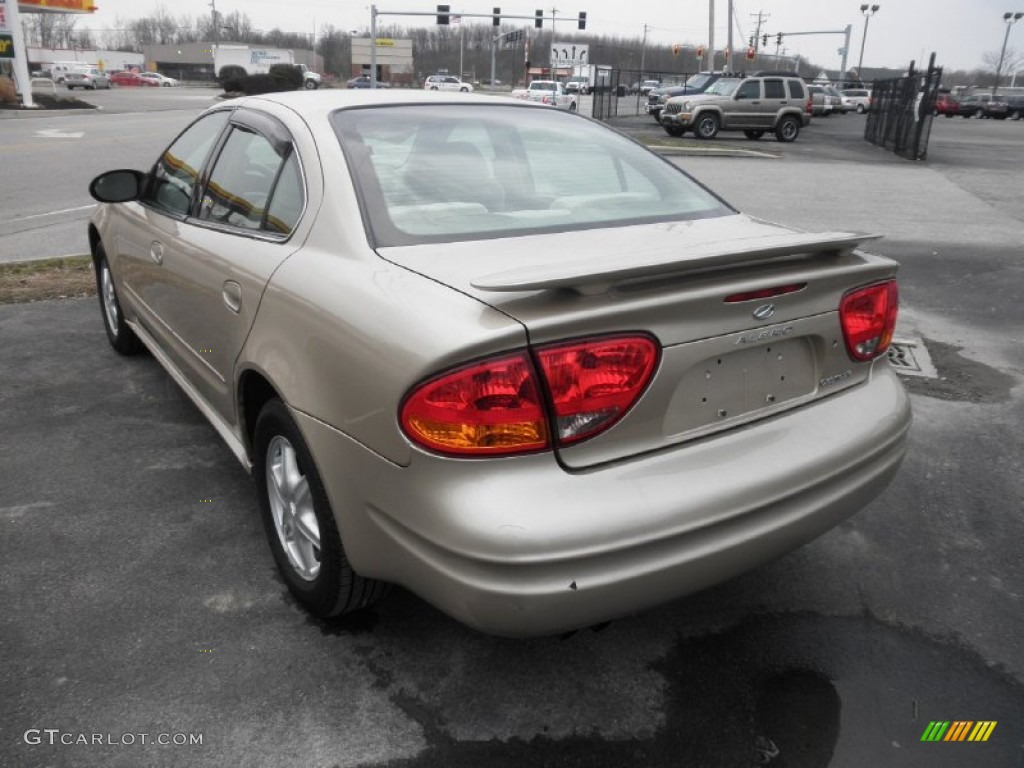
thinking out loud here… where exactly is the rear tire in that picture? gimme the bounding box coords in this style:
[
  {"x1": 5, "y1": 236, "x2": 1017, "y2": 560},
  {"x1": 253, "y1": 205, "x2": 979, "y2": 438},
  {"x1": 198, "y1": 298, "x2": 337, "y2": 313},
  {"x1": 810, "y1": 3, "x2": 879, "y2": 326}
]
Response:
[
  {"x1": 254, "y1": 399, "x2": 389, "y2": 619},
  {"x1": 94, "y1": 244, "x2": 142, "y2": 356},
  {"x1": 568, "y1": 101, "x2": 577, "y2": 112},
  {"x1": 774, "y1": 115, "x2": 801, "y2": 142},
  {"x1": 856, "y1": 104, "x2": 865, "y2": 114},
  {"x1": 694, "y1": 113, "x2": 719, "y2": 140}
]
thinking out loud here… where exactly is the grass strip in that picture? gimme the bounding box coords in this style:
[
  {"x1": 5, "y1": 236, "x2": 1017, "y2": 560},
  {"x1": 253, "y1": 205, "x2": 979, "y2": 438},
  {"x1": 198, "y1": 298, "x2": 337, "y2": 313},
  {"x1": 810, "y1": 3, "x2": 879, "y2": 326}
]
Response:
[{"x1": 0, "y1": 255, "x2": 95, "y2": 304}]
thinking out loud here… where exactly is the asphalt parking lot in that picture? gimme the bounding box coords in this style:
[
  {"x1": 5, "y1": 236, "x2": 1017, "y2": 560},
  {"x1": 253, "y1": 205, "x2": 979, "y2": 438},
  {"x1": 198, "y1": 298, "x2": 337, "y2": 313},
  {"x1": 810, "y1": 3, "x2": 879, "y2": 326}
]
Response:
[{"x1": 2, "y1": 100, "x2": 1023, "y2": 767}]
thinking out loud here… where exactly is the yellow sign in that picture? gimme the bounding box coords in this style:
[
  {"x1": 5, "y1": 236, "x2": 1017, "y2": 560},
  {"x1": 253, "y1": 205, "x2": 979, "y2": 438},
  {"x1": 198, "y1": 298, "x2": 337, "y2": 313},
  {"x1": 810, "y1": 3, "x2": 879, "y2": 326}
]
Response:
[
  {"x1": 375, "y1": 38, "x2": 395, "y2": 47},
  {"x1": 18, "y1": 0, "x2": 97, "y2": 13}
]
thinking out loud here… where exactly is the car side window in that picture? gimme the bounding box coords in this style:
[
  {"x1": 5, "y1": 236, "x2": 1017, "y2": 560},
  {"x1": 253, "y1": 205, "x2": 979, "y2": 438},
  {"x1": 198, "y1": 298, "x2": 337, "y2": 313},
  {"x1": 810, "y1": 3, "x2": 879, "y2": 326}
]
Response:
[
  {"x1": 764, "y1": 79, "x2": 786, "y2": 99},
  {"x1": 265, "y1": 154, "x2": 304, "y2": 234},
  {"x1": 198, "y1": 124, "x2": 305, "y2": 235},
  {"x1": 736, "y1": 81, "x2": 761, "y2": 99},
  {"x1": 148, "y1": 111, "x2": 230, "y2": 217},
  {"x1": 787, "y1": 80, "x2": 806, "y2": 100}
]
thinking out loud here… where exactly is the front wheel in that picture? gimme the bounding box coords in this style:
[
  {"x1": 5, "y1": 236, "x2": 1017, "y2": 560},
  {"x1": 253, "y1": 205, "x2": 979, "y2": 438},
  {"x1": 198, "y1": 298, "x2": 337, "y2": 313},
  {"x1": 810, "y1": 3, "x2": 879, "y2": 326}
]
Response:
[
  {"x1": 694, "y1": 113, "x2": 719, "y2": 140},
  {"x1": 304, "y1": 80, "x2": 318, "y2": 90},
  {"x1": 459, "y1": 86, "x2": 469, "y2": 92},
  {"x1": 568, "y1": 101, "x2": 577, "y2": 112},
  {"x1": 856, "y1": 104, "x2": 866, "y2": 114},
  {"x1": 774, "y1": 116, "x2": 801, "y2": 142},
  {"x1": 254, "y1": 399, "x2": 389, "y2": 619},
  {"x1": 94, "y1": 245, "x2": 142, "y2": 355},
  {"x1": 743, "y1": 129, "x2": 765, "y2": 140}
]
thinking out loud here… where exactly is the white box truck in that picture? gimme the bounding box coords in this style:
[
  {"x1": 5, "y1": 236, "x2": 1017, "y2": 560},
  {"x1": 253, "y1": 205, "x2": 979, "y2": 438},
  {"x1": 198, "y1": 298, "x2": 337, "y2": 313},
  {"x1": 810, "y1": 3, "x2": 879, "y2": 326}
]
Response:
[{"x1": 214, "y1": 45, "x2": 321, "y2": 89}]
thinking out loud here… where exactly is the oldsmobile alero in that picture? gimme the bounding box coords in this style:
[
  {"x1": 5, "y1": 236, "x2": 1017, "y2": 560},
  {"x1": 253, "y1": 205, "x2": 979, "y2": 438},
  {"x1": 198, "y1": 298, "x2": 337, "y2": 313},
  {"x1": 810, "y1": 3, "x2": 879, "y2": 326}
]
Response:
[{"x1": 87, "y1": 90, "x2": 911, "y2": 637}]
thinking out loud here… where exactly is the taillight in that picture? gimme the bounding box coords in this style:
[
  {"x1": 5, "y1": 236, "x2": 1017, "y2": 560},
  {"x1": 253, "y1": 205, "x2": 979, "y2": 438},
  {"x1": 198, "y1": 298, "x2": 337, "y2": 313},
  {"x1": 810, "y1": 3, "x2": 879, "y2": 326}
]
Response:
[
  {"x1": 400, "y1": 335, "x2": 659, "y2": 456},
  {"x1": 805, "y1": 97, "x2": 814, "y2": 115},
  {"x1": 400, "y1": 352, "x2": 548, "y2": 456},
  {"x1": 839, "y1": 281, "x2": 898, "y2": 362},
  {"x1": 535, "y1": 335, "x2": 659, "y2": 445}
]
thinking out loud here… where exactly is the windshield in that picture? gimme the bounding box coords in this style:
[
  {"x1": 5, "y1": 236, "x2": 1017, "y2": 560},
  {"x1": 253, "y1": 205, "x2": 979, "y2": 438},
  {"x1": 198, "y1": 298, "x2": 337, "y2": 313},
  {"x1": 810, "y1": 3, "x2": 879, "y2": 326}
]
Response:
[
  {"x1": 683, "y1": 73, "x2": 712, "y2": 90},
  {"x1": 333, "y1": 104, "x2": 732, "y2": 246},
  {"x1": 704, "y1": 78, "x2": 741, "y2": 96},
  {"x1": 533, "y1": 82, "x2": 557, "y2": 91}
]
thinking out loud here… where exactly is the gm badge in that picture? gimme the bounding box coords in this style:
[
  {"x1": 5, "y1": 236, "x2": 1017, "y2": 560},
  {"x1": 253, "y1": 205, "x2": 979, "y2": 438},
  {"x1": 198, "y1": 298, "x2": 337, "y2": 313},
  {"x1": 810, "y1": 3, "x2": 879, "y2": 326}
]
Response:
[{"x1": 752, "y1": 304, "x2": 775, "y2": 321}]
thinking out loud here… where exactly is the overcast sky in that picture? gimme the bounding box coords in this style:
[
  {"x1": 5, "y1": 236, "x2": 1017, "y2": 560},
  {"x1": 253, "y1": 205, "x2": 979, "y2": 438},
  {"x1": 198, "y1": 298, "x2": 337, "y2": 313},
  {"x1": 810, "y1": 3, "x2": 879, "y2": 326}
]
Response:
[{"x1": 79, "y1": 0, "x2": 1024, "y2": 74}]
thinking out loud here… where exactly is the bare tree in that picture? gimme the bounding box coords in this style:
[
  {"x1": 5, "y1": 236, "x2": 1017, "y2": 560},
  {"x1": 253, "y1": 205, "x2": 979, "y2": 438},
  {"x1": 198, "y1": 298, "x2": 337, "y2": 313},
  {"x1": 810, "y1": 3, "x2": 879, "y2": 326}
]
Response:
[{"x1": 982, "y1": 47, "x2": 1023, "y2": 86}]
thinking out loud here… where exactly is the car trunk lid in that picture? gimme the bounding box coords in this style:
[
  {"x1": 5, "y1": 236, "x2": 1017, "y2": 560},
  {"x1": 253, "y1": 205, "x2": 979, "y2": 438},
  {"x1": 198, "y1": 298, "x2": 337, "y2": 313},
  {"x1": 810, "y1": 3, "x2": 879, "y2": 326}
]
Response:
[{"x1": 378, "y1": 214, "x2": 898, "y2": 468}]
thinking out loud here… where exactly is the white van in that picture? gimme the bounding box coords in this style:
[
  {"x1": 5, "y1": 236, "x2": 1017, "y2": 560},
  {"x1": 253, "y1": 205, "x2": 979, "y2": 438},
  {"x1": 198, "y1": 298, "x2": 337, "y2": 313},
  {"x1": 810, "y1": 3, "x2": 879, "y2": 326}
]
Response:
[{"x1": 49, "y1": 62, "x2": 94, "y2": 84}]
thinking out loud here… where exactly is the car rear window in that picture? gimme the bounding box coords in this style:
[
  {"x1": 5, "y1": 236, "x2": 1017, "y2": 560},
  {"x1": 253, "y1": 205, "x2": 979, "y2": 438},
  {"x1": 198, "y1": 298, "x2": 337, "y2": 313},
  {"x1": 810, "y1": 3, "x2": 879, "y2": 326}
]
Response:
[{"x1": 332, "y1": 104, "x2": 732, "y2": 246}]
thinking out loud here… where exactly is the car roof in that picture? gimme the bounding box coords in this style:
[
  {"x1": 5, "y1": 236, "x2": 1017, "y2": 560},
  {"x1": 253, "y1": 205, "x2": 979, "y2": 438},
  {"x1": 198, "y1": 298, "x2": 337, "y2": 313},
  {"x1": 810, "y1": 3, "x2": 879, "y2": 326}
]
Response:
[{"x1": 228, "y1": 89, "x2": 530, "y2": 122}]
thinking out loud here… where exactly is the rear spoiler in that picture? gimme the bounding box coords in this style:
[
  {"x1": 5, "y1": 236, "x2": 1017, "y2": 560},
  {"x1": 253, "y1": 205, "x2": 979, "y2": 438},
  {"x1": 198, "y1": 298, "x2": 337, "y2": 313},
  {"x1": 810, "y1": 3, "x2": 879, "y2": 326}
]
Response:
[{"x1": 471, "y1": 231, "x2": 880, "y2": 295}]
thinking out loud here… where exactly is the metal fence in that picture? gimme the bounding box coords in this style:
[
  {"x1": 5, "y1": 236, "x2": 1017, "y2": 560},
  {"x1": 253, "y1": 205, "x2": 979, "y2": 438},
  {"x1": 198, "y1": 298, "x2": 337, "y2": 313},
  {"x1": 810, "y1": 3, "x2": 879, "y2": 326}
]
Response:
[{"x1": 864, "y1": 54, "x2": 943, "y2": 161}]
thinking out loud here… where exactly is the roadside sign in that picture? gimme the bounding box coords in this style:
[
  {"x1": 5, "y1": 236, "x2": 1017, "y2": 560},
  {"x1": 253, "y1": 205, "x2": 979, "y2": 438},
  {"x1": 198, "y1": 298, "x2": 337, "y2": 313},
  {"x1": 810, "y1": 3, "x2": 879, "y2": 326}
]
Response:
[
  {"x1": 0, "y1": 32, "x2": 13, "y2": 58},
  {"x1": 551, "y1": 41, "x2": 587, "y2": 68}
]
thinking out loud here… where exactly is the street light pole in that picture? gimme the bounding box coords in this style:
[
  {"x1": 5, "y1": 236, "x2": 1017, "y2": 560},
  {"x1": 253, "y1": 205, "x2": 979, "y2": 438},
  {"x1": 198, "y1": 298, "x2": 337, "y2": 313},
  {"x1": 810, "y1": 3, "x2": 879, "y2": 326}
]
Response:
[
  {"x1": 856, "y1": 4, "x2": 880, "y2": 76},
  {"x1": 993, "y1": 12, "x2": 1024, "y2": 96}
]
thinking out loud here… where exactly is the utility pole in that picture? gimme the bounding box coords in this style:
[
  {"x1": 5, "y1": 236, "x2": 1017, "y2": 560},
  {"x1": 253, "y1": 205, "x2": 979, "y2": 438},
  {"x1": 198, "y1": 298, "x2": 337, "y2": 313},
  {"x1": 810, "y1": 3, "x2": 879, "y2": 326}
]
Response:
[
  {"x1": 210, "y1": 0, "x2": 219, "y2": 69},
  {"x1": 708, "y1": 0, "x2": 714, "y2": 71},
  {"x1": 639, "y1": 23, "x2": 648, "y2": 75},
  {"x1": 750, "y1": 10, "x2": 769, "y2": 50},
  {"x1": 726, "y1": 0, "x2": 733, "y2": 68}
]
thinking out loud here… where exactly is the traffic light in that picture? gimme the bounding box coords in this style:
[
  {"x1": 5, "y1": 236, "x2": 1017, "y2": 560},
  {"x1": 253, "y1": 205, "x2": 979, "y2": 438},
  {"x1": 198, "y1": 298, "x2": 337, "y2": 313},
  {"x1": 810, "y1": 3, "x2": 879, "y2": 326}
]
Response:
[
  {"x1": 672, "y1": 43, "x2": 681, "y2": 56},
  {"x1": 436, "y1": 4, "x2": 450, "y2": 24},
  {"x1": 535, "y1": 9, "x2": 543, "y2": 28},
  {"x1": 696, "y1": 45, "x2": 705, "y2": 58},
  {"x1": 578, "y1": 11, "x2": 586, "y2": 30},
  {"x1": 746, "y1": 46, "x2": 756, "y2": 60},
  {"x1": 762, "y1": 34, "x2": 768, "y2": 47},
  {"x1": 776, "y1": 32, "x2": 783, "y2": 45},
  {"x1": 493, "y1": 7, "x2": 501, "y2": 26}
]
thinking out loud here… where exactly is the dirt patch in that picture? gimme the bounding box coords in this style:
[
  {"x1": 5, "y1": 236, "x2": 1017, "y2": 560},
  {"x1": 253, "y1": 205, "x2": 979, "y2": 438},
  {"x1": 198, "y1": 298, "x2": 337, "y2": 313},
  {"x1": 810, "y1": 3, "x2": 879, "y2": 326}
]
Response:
[{"x1": 0, "y1": 256, "x2": 96, "y2": 304}]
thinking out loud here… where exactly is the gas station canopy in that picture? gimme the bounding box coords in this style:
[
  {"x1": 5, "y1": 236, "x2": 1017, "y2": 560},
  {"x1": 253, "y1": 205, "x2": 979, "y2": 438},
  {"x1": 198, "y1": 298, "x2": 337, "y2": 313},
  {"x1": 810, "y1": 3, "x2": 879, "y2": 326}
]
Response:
[{"x1": 18, "y1": 0, "x2": 97, "y2": 13}]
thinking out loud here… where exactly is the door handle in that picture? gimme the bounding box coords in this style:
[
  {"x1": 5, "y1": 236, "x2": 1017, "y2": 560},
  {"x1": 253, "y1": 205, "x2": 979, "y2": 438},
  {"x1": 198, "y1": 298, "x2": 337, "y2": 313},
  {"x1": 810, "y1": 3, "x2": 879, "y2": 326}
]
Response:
[
  {"x1": 149, "y1": 240, "x2": 163, "y2": 265},
  {"x1": 222, "y1": 281, "x2": 242, "y2": 314}
]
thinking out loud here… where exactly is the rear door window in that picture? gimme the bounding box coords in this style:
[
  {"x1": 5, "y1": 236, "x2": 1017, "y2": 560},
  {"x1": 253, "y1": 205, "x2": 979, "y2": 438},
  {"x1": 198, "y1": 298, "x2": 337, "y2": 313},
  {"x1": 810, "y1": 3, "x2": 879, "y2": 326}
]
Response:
[{"x1": 764, "y1": 79, "x2": 786, "y2": 99}]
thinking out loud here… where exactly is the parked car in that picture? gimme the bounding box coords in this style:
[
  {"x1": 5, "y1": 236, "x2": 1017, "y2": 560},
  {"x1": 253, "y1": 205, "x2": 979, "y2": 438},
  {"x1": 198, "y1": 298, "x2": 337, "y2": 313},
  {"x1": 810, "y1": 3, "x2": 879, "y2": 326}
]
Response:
[
  {"x1": 646, "y1": 72, "x2": 726, "y2": 122},
  {"x1": 957, "y1": 92, "x2": 1009, "y2": 119},
  {"x1": 110, "y1": 71, "x2": 159, "y2": 87},
  {"x1": 932, "y1": 92, "x2": 959, "y2": 117},
  {"x1": 64, "y1": 68, "x2": 111, "y2": 90},
  {"x1": 1006, "y1": 94, "x2": 1024, "y2": 120},
  {"x1": 138, "y1": 72, "x2": 179, "y2": 87},
  {"x1": 346, "y1": 74, "x2": 391, "y2": 89},
  {"x1": 806, "y1": 85, "x2": 833, "y2": 117},
  {"x1": 86, "y1": 90, "x2": 909, "y2": 637},
  {"x1": 825, "y1": 85, "x2": 850, "y2": 114},
  {"x1": 639, "y1": 79, "x2": 661, "y2": 95},
  {"x1": 840, "y1": 88, "x2": 872, "y2": 113},
  {"x1": 424, "y1": 74, "x2": 473, "y2": 92},
  {"x1": 661, "y1": 74, "x2": 811, "y2": 141}
]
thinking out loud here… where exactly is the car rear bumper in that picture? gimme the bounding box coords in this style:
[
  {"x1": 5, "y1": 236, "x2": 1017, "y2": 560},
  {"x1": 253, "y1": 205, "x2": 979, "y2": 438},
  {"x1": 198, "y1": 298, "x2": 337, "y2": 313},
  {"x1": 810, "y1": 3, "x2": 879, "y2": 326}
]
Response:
[{"x1": 296, "y1": 365, "x2": 911, "y2": 637}]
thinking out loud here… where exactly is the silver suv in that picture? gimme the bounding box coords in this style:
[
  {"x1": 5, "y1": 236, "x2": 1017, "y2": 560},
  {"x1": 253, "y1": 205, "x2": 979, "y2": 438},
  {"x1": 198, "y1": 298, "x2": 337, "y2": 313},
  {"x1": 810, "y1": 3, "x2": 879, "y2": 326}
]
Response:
[{"x1": 660, "y1": 75, "x2": 811, "y2": 142}]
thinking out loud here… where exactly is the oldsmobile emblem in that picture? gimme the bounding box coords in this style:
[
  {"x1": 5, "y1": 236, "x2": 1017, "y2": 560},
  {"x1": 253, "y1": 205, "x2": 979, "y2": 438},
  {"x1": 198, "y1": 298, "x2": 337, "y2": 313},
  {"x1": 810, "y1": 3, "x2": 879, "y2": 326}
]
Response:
[{"x1": 752, "y1": 304, "x2": 776, "y2": 321}]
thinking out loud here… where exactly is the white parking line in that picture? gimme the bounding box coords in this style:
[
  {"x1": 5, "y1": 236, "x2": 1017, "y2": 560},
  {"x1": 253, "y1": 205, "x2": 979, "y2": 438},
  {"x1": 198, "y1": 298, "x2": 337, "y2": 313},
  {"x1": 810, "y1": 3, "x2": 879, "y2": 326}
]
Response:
[{"x1": 16, "y1": 204, "x2": 96, "y2": 221}]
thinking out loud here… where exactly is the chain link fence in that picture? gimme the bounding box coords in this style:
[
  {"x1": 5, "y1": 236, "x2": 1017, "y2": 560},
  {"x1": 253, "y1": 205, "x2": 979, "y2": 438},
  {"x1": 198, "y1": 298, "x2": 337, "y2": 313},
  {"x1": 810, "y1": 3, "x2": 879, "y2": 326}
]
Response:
[{"x1": 864, "y1": 55, "x2": 943, "y2": 161}]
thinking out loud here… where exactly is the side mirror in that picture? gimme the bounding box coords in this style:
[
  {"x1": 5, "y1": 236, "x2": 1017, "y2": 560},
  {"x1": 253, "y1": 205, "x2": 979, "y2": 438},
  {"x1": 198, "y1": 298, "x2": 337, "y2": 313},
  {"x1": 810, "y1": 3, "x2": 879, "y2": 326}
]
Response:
[{"x1": 89, "y1": 169, "x2": 146, "y2": 203}]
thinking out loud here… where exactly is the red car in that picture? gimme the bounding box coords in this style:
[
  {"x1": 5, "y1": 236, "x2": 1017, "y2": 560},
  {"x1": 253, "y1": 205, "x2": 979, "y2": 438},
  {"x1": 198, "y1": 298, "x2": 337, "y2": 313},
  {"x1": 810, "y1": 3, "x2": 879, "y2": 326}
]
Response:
[
  {"x1": 933, "y1": 92, "x2": 959, "y2": 117},
  {"x1": 109, "y1": 71, "x2": 158, "y2": 87}
]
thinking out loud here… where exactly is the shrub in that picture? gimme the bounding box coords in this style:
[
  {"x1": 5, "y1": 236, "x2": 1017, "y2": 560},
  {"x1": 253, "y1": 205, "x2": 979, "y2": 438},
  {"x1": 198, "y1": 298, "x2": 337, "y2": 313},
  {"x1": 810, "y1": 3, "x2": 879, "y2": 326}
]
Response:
[
  {"x1": 268, "y1": 64, "x2": 303, "y2": 91},
  {"x1": 218, "y1": 65, "x2": 248, "y2": 92}
]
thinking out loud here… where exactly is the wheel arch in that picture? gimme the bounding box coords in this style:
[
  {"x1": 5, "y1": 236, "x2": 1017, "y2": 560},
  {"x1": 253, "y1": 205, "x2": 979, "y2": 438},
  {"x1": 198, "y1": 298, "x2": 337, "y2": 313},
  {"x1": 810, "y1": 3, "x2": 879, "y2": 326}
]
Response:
[{"x1": 238, "y1": 368, "x2": 284, "y2": 460}]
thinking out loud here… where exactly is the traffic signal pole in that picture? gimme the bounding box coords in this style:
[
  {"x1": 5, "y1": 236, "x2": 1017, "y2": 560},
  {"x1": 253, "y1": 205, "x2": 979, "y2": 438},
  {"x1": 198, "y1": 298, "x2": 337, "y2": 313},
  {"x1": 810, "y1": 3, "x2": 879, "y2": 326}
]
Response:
[{"x1": 369, "y1": 7, "x2": 582, "y2": 88}]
